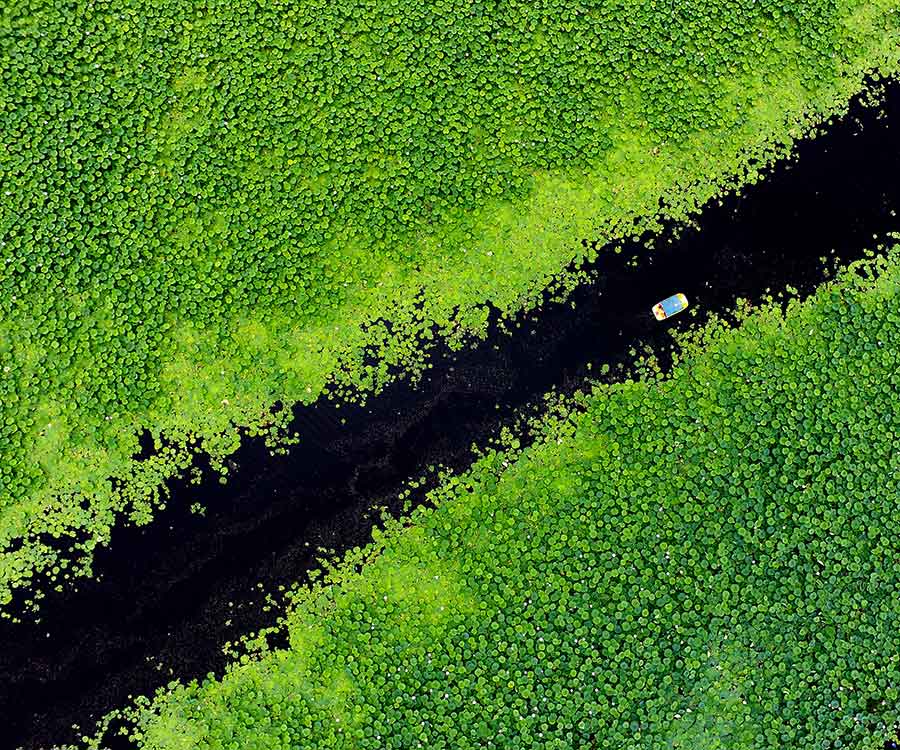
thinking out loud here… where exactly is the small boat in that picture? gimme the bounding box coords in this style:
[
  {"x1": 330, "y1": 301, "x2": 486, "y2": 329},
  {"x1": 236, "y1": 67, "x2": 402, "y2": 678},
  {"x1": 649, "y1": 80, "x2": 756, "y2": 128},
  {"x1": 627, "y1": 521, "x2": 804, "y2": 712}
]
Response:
[{"x1": 652, "y1": 293, "x2": 689, "y2": 321}]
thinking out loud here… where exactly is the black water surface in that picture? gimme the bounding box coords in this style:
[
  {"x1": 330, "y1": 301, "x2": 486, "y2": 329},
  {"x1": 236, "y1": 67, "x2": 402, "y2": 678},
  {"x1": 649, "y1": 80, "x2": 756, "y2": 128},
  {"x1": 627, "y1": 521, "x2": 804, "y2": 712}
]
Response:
[{"x1": 4, "y1": 78, "x2": 900, "y2": 750}]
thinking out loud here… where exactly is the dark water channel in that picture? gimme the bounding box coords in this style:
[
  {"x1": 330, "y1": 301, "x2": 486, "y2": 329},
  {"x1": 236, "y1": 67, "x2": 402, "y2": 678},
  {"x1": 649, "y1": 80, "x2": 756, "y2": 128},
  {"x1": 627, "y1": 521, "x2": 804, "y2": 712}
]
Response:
[{"x1": 4, "y1": 77, "x2": 900, "y2": 750}]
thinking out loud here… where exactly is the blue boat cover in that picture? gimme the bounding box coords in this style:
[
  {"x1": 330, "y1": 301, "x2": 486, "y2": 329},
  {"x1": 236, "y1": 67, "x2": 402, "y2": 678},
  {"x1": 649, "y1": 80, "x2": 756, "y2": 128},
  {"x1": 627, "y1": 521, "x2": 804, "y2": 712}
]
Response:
[{"x1": 660, "y1": 295, "x2": 684, "y2": 316}]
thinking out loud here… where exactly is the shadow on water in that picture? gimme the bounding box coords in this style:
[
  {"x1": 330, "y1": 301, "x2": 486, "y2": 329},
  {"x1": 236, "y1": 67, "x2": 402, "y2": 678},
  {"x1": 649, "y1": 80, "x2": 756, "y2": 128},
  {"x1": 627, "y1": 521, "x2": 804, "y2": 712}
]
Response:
[{"x1": 3, "y1": 77, "x2": 900, "y2": 750}]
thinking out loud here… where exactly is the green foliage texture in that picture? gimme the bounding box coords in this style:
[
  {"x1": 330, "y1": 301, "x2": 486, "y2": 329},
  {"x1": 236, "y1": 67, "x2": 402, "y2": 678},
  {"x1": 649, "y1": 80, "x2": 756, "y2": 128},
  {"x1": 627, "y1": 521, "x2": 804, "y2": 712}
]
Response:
[
  {"x1": 113, "y1": 247, "x2": 900, "y2": 749},
  {"x1": 1, "y1": 0, "x2": 899, "y2": 605}
]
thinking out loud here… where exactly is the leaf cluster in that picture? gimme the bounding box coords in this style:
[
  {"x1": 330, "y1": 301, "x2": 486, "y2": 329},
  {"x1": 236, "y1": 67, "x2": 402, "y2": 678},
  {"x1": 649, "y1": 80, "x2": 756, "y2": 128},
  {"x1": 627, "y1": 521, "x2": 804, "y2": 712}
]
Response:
[
  {"x1": 1, "y1": 0, "x2": 896, "y2": 606},
  {"x1": 119, "y1": 247, "x2": 900, "y2": 749}
]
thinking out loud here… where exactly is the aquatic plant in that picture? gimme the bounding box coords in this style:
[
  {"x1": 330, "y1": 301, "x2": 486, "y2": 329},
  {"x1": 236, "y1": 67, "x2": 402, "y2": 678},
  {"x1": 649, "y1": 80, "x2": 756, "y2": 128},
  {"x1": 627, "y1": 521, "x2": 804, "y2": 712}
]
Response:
[
  {"x1": 114, "y1": 246, "x2": 900, "y2": 749},
  {"x1": 2, "y1": 0, "x2": 899, "y2": 607}
]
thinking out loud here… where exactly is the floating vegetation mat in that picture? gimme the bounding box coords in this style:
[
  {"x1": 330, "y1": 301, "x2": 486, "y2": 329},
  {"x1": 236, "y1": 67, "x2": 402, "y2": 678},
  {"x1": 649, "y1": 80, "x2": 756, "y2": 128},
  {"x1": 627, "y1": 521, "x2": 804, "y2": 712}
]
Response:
[
  {"x1": 87, "y1": 244, "x2": 900, "y2": 749},
  {"x1": 2, "y1": 0, "x2": 899, "y2": 608}
]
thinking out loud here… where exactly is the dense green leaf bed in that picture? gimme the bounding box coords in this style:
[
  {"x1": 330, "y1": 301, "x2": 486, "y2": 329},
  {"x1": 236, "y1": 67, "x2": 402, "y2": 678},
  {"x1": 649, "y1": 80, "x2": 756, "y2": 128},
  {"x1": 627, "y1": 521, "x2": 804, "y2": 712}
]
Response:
[
  {"x1": 111, "y1": 247, "x2": 900, "y2": 749},
  {"x1": 1, "y1": 0, "x2": 899, "y2": 607}
]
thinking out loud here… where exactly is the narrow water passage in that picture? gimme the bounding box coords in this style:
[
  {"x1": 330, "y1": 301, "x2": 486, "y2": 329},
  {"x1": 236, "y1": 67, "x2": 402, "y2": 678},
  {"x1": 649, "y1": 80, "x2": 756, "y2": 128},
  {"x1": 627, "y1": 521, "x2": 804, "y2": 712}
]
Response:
[{"x1": 4, "y1": 78, "x2": 900, "y2": 750}]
